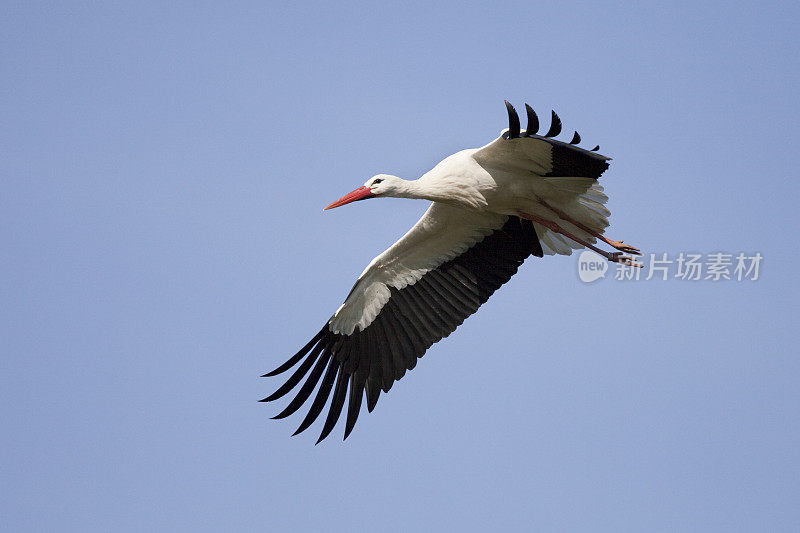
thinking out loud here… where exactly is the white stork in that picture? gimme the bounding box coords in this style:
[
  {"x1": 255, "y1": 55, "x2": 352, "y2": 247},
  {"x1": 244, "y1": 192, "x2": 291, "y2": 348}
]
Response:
[{"x1": 262, "y1": 102, "x2": 641, "y2": 443}]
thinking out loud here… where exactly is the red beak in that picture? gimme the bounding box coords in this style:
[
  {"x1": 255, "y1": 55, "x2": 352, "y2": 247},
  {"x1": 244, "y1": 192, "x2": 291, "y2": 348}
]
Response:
[{"x1": 324, "y1": 186, "x2": 376, "y2": 210}]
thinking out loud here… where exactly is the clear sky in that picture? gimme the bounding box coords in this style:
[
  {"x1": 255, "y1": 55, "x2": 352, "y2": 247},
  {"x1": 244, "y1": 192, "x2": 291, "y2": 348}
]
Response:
[{"x1": 2, "y1": 1, "x2": 798, "y2": 531}]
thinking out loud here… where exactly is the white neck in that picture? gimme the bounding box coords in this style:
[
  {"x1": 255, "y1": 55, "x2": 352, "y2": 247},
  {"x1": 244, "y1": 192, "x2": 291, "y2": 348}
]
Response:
[
  {"x1": 394, "y1": 178, "x2": 427, "y2": 200},
  {"x1": 389, "y1": 175, "x2": 487, "y2": 209}
]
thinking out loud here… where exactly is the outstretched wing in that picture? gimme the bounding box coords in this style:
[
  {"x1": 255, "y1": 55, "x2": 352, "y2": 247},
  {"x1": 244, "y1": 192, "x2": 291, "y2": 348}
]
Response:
[
  {"x1": 262, "y1": 203, "x2": 543, "y2": 443},
  {"x1": 472, "y1": 102, "x2": 611, "y2": 180}
]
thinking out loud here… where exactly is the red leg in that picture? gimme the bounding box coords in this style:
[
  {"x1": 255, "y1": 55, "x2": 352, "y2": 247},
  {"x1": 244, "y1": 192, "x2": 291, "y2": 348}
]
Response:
[
  {"x1": 537, "y1": 199, "x2": 640, "y2": 255},
  {"x1": 518, "y1": 211, "x2": 642, "y2": 267}
]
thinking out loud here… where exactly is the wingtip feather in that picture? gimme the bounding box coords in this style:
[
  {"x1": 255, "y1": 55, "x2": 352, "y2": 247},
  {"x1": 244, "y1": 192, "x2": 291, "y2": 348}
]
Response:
[
  {"x1": 504, "y1": 101, "x2": 520, "y2": 139},
  {"x1": 316, "y1": 369, "x2": 348, "y2": 443},
  {"x1": 524, "y1": 104, "x2": 539, "y2": 136},
  {"x1": 544, "y1": 110, "x2": 562, "y2": 138},
  {"x1": 343, "y1": 373, "x2": 363, "y2": 440},
  {"x1": 263, "y1": 328, "x2": 326, "y2": 377}
]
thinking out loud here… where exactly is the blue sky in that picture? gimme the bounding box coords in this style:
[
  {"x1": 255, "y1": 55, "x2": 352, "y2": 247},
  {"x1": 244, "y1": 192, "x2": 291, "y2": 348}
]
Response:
[{"x1": 2, "y1": 1, "x2": 798, "y2": 531}]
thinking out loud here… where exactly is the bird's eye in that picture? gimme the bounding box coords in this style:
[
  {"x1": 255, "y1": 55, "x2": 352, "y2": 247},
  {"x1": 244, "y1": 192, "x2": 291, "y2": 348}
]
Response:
[{"x1": 372, "y1": 179, "x2": 383, "y2": 185}]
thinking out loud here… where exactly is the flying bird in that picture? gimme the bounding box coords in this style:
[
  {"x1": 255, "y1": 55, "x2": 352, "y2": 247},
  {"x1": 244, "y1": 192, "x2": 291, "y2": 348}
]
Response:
[{"x1": 262, "y1": 102, "x2": 641, "y2": 443}]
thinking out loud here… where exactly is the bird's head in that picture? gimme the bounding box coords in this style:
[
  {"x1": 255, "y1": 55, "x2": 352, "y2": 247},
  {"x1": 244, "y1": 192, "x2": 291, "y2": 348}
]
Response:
[{"x1": 324, "y1": 174, "x2": 404, "y2": 210}]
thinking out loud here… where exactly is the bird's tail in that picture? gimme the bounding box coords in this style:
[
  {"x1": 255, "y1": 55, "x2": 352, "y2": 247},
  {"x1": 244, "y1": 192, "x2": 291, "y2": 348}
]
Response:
[{"x1": 534, "y1": 177, "x2": 610, "y2": 256}]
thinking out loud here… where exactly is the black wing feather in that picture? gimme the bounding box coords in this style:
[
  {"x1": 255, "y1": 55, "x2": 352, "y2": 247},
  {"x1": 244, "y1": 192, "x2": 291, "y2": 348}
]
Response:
[
  {"x1": 261, "y1": 340, "x2": 324, "y2": 404},
  {"x1": 545, "y1": 139, "x2": 609, "y2": 179},
  {"x1": 524, "y1": 104, "x2": 539, "y2": 135},
  {"x1": 262, "y1": 328, "x2": 325, "y2": 377},
  {"x1": 291, "y1": 354, "x2": 337, "y2": 436},
  {"x1": 270, "y1": 342, "x2": 330, "y2": 419},
  {"x1": 504, "y1": 101, "x2": 521, "y2": 139},
  {"x1": 344, "y1": 372, "x2": 364, "y2": 440},
  {"x1": 317, "y1": 368, "x2": 348, "y2": 443},
  {"x1": 544, "y1": 110, "x2": 562, "y2": 137}
]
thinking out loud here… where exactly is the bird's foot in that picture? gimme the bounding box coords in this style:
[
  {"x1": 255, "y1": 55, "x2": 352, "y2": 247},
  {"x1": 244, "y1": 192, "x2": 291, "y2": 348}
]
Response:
[
  {"x1": 609, "y1": 252, "x2": 643, "y2": 268},
  {"x1": 606, "y1": 239, "x2": 641, "y2": 255}
]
